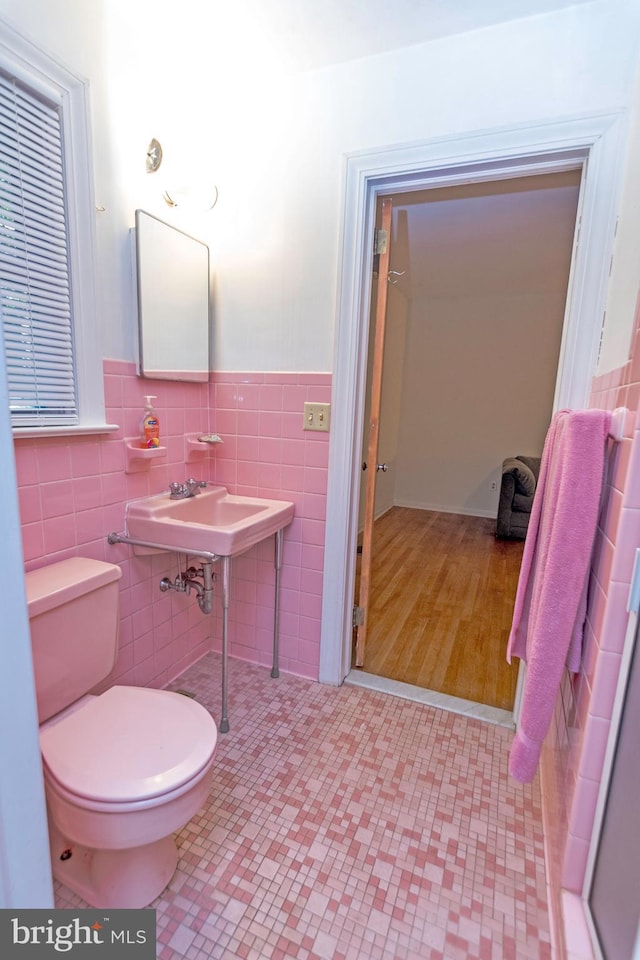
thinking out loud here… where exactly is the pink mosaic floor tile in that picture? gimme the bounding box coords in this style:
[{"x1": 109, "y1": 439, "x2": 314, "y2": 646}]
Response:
[{"x1": 54, "y1": 653, "x2": 551, "y2": 959}]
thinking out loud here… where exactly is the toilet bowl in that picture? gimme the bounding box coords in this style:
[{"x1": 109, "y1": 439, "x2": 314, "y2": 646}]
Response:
[
  {"x1": 26, "y1": 557, "x2": 218, "y2": 908},
  {"x1": 41, "y1": 686, "x2": 217, "y2": 908}
]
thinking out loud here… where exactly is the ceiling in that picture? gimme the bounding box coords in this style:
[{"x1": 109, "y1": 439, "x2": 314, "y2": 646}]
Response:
[
  {"x1": 117, "y1": 0, "x2": 597, "y2": 74},
  {"x1": 247, "y1": 0, "x2": 596, "y2": 71}
]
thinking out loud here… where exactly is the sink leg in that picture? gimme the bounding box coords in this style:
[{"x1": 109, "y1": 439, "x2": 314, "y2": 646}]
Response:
[
  {"x1": 219, "y1": 555, "x2": 231, "y2": 733},
  {"x1": 271, "y1": 529, "x2": 284, "y2": 679}
]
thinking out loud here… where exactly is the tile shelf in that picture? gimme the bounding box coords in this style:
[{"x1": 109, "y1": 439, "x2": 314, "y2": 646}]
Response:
[
  {"x1": 125, "y1": 439, "x2": 167, "y2": 473},
  {"x1": 185, "y1": 432, "x2": 223, "y2": 461},
  {"x1": 124, "y1": 434, "x2": 222, "y2": 470}
]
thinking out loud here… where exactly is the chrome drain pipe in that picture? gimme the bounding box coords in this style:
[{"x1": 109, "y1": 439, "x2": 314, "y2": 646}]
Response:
[
  {"x1": 159, "y1": 562, "x2": 215, "y2": 614},
  {"x1": 107, "y1": 528, "x2": 287, "y2": 735},
  {"x1": 199, "y1": 561, "x2": 215, "y2": 615}
]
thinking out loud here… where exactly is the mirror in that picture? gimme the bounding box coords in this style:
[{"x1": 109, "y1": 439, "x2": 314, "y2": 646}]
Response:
[{"x1": 134, "y1": 209, "x2": 210, "y2": 382}]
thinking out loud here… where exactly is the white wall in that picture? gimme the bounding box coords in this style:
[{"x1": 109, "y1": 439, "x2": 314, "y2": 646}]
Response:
[
  {"x1": 391, "y1": 173, "x2": 580, "y2": 516},
  {"x1": 600, "y1": 54, "x2": 640, "y2": 373},
  {"x1": 266, "y1": 1, "x2": 640, "y2": 375},
  {"x1": 1, "y1": 0, "x2": 638, "y2": 375},
  {"x1": 364, "y1": 173, "x2": 580, "y2": 519},
  {"x1": 396, "y1": 290, "x2": 564, "y2": 515}
]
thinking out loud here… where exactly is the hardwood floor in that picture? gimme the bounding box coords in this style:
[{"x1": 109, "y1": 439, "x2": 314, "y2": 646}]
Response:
[{"x1": 353, "y1": 507, "x2": 525, "y2": 711}]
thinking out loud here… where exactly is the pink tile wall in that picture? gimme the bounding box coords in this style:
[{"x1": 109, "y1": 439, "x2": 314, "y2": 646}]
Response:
[
  {"x1": 540, "y1": 295, "x2": 640, "y2": 905},
  {"x1": 14, "y1": 360, "x2": 329, "y2": 699},
  {"x1": 208, "y1": 372, "x2": 331, "y2": 680}
]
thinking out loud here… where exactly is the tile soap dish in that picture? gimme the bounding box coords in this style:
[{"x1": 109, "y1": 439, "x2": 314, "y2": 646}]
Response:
[
  {"x1": 185, "y1": 432, "x2": 223, "y2": 461},
  {"x1": 125, "y1": 439, "x2": 167, "y2": 473}
]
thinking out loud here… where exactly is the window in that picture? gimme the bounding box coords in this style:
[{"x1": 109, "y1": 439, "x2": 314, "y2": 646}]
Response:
[
  {"x1": 0, "y1": 21, "x2": 110, "y2": 435},
  {"x1": 0, "y1": 71, "x2": 77, "y2": 426}
]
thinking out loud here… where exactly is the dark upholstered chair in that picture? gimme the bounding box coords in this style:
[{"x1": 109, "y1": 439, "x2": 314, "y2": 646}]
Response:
[{"x1": 495, "y1": 456, "x2": 541, "y2": 540}]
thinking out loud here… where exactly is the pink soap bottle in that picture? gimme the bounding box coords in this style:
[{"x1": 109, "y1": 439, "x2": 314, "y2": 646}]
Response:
[{"x1": 140, "y1": 395, "x2": 160, "y2": 448}]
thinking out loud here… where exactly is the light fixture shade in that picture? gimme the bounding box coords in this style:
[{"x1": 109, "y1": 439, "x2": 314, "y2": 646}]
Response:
[{"x1": 162, "y1": 182, "x2": 218, "y2": 212}]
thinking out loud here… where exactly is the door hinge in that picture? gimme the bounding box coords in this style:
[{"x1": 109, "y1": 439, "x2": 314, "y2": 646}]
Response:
[
  {"x1": 352, "y1": 606, "x2": 365, "y2": 628},
  {"x1": 374, "y1": 229, "x2": 387, "y2": 255}
]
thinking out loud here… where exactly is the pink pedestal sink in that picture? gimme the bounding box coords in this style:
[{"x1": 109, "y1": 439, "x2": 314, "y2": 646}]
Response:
[
  {"x1": 110, "y1": 486, "x2": 296, "y2": 734},
  {"x1": 124, "y1": 486, "x2": 295, "y2": 558}
]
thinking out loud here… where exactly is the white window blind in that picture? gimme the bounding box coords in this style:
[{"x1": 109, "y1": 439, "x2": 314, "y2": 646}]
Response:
[{"x1": 0, "y1": 70, "x2": 78, "y2": 427}]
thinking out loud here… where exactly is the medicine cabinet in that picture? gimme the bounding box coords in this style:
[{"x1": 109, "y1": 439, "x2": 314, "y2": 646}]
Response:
[{"x1": 134, "y1": 209, "x2": 210, "y2": 382}]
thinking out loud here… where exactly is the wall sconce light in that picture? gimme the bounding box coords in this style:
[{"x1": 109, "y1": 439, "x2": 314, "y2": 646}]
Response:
[
  {"x1": 162, "y1": 184, "x2": 219, "y2": 211},
  {"x1": 145, "y1": 138, "x2": 218, "y2": 211},
  {"x1": 146, "y1": 138, "x2": 163, "y2": 173}
]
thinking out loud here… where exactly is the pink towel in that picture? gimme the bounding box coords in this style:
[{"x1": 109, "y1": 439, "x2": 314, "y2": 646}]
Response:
[{"x1": 506, "y1": 408, "x2": 611, "y2": 783}]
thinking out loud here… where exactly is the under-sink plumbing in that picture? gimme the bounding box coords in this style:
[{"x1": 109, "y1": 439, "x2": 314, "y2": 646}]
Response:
[{"x1": 159, "y1": 561, "x2": 215, "y2": 614}]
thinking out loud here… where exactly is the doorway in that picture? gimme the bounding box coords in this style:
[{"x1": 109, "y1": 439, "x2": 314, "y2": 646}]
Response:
[
  {"x1": 354, "y1": 172, "x2": 582, "y2": 711},
  {"x1": 319, "y1": 116, "x2": 628, "y2": 700}
]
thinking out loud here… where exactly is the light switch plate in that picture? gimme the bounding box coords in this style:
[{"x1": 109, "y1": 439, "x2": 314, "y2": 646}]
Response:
[{"x1": 303, "y1": 402, "x2": 331, "y2": 432}]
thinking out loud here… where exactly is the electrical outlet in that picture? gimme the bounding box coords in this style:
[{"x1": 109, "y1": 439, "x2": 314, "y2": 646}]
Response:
[
  {"x1": 490, "y1": 480, "x2": 497, "y2": 491},
  {"x1": 303, "y1": 402, "x2": 331, "y2": 433}
]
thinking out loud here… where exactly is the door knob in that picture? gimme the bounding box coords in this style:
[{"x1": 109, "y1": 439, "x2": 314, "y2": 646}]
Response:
[{"x1": 377, "y1": 463, "x2": 388, "y2": 472}]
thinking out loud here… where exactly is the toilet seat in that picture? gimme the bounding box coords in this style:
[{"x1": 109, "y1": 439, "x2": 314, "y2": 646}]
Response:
[{"x1": 40, "y1": 686, "x2": 217, "y2": 805}]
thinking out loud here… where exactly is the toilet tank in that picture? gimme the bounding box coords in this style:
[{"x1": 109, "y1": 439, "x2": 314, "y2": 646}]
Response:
[{"x1": 25, "y1": 558, "x2": 123, "y2": 723}]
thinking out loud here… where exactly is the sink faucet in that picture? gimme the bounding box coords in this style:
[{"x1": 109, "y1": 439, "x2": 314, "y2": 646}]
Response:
[{"x1": 169, "y1": 478, "x2": 208, "y2": 500}]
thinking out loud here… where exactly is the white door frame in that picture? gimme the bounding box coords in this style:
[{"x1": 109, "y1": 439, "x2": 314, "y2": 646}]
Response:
[{"x1": 320, "y1": 113, "x2": 628, "y2": 688}]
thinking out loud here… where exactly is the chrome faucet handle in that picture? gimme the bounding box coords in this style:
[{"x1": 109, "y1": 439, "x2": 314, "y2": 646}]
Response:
[
  {"x1": 169, "y1": 481, "x2": 188, "y2": 499},
  {"x1": 185, "y1": 478, "x2": 208, "y2": 495}
]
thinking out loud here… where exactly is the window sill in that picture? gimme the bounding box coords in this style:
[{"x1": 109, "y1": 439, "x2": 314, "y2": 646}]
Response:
[{"x1": 12, "y1": 423, "x2": 120, "y2": 440}]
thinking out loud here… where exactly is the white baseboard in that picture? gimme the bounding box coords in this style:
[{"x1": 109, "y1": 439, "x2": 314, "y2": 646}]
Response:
[{"x1": 393, "y1": 499, "x2": 496, "y2": 519}]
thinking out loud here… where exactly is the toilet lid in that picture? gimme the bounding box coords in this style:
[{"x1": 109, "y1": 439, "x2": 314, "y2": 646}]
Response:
[{"x1": 40, "y1": 686, "x2": 217, "y2": 803}]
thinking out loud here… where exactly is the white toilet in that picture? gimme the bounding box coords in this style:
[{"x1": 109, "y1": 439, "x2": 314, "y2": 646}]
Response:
[{"x1": 26, "y1": 556, "x2": 218, "y2": 909}]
